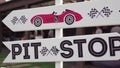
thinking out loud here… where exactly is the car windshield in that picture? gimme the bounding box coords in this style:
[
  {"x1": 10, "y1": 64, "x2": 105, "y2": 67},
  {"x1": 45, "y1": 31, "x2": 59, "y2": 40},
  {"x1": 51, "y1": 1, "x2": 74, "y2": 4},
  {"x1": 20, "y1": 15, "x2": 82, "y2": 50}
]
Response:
[
  {"x1": 52, "y1": 11, "x2": 57, "y2": 14},
  {"x1": 65, "y1": 9, "x2": 72, "y2": 11}
]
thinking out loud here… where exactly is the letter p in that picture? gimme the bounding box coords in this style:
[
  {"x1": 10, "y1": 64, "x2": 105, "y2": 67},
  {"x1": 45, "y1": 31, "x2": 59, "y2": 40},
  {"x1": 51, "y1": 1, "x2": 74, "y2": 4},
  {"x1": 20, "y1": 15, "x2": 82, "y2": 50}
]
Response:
[{"x1": 12, "y1": 44, "x2": 22, "y2": 59}]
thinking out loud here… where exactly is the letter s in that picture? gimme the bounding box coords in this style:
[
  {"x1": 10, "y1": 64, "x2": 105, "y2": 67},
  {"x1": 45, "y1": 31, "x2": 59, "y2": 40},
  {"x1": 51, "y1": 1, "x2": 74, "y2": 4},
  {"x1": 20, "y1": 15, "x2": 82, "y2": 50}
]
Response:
[{"x1": 60, "y1": 40, "x2": 73, "y2": 58}]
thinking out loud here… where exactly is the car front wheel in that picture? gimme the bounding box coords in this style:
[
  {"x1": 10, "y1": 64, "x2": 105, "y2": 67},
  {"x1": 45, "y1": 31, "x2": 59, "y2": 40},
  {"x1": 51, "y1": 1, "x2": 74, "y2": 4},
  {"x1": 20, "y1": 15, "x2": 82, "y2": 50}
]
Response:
[
  {"x1": 65, "y1": 14, "x2": 74, "y2": 25},
  {"x1": 34, "y1": 17, "x2": 42, "y2": 27}
]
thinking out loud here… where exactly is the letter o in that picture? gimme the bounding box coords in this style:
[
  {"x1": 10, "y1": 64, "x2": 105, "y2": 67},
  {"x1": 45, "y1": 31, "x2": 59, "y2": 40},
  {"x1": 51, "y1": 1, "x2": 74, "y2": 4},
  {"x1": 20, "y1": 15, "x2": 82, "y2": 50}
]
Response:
[{"x1": 88, "y1": 37, "x2": 107, "y2": 57}]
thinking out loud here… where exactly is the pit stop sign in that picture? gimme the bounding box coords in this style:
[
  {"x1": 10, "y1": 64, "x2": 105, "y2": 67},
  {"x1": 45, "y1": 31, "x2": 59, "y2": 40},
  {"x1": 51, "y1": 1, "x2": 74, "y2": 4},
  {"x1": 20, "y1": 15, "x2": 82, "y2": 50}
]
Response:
[{"x1": 3, "y1": 33, "x2": 120, "y2": 63}]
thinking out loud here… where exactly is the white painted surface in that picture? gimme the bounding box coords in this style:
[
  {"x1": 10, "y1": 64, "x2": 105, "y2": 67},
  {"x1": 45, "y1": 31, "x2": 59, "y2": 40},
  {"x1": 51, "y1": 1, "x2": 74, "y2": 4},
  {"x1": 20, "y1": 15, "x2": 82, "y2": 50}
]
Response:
[
  {"x1": 2, "y1": 0, "x2": 120, "y2": 31},
  {"x1": 3, "y1": 33, "x2": 120, "y2": 63}
]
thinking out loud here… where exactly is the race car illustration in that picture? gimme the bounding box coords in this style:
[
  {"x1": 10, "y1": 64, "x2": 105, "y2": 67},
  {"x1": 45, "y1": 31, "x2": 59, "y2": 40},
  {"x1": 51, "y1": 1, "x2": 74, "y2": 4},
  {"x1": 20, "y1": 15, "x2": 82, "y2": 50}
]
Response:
[{"x1": 31, "y1": 9, "x2": 82, "y2": 27}]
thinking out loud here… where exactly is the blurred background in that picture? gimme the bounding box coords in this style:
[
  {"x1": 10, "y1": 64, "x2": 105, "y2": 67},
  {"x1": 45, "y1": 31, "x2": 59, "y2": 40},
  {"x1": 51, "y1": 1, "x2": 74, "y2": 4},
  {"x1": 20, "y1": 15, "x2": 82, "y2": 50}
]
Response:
[{"x1": 0, "y1": 0, "x2": 120, "y2": 68}]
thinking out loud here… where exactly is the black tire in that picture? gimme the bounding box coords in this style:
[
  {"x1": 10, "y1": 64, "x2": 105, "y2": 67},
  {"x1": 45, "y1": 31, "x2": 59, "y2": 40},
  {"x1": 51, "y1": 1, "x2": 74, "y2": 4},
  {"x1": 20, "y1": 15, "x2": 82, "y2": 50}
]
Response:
[
  {"x1": 65, "y1": 14, "x2": 74, "y2": 25},
  {"x1": 34, "y1": 17, "x2": 42, "y2": 27}
]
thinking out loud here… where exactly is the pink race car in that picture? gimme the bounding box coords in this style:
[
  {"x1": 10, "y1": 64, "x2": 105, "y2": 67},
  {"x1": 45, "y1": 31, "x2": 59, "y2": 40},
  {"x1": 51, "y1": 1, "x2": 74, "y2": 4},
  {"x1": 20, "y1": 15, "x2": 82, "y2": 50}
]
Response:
[{"x1": 31, "y1": 9, "x2": 82, "y2": 27}]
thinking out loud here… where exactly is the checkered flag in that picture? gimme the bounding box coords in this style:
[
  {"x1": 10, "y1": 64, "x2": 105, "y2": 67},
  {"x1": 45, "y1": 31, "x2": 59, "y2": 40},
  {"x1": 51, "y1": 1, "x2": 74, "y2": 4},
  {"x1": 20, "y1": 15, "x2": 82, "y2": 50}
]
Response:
[
  {"x1": 20, "y1": 15, "x2": 27, "y2": 24},
  {"x1": 101, "y1": 7, "x2": 113, "y2": 17},
  {"x1": 40, "y1": 47, "x2": 49, "y2": 56},
  {"x1": 88, "y1": 8, "x2": 99, "y2": 18},
  {"x1": 51, "y1": 46, "x2": 60, "y2": 55},
  {"x1": 11, "y1": 16, "x2": 18, "y2": 25},
  {"x1": 88, "y1": 7, "x2": 113, "y2": 18}
]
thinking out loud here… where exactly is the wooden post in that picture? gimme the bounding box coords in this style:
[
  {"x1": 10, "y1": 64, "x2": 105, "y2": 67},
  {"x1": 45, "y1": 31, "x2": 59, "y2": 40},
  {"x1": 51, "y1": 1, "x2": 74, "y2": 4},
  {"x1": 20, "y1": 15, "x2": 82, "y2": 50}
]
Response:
[
  {"x1": 0, "y1": 13, "x2": 2, "y2": 52},
  {"x1": 55, "y1": 0, "x2": 63, "y2": 68}
]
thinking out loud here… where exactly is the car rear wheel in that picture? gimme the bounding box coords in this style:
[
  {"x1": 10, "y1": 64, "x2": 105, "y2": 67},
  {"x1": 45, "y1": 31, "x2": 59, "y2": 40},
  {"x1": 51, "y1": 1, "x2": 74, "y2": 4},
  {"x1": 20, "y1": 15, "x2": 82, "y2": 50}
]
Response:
[
  {"x1": 65, "y1": 14, "x2": 74, "y2": 25},
  {"x1": 34, "y1": 17, "x2": 42, "y2": 27}
]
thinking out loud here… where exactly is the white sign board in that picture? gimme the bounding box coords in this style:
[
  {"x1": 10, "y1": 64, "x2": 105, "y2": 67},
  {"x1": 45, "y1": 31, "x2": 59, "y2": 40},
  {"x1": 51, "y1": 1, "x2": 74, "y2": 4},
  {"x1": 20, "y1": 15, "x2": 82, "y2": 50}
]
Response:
[
  {"x1": 2, "y1": 0, "x2": 120, "y2": 31},
  {"x1": 3, "y1": 33, "x2": 120, "y2": 63}
]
